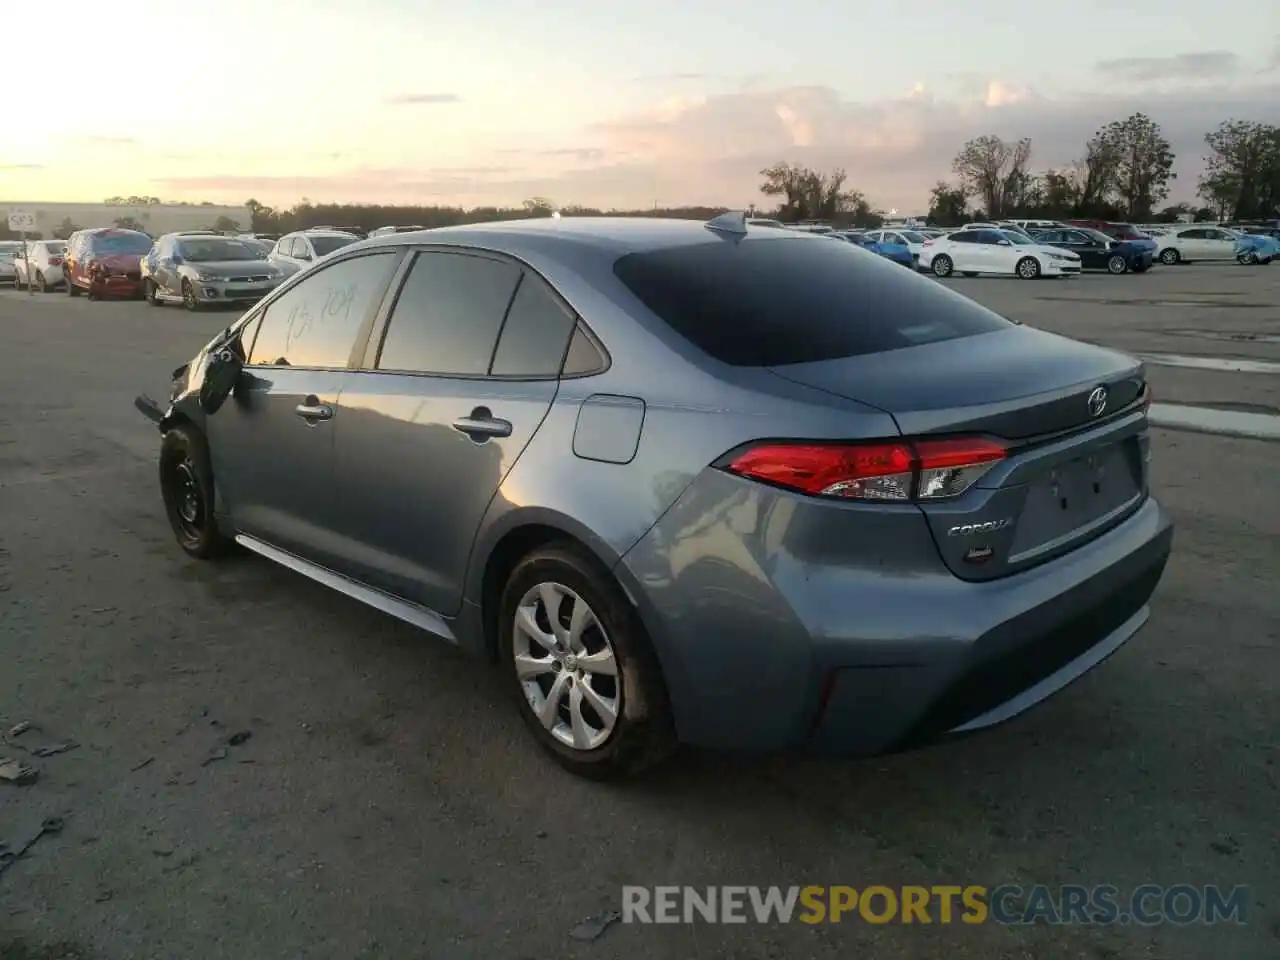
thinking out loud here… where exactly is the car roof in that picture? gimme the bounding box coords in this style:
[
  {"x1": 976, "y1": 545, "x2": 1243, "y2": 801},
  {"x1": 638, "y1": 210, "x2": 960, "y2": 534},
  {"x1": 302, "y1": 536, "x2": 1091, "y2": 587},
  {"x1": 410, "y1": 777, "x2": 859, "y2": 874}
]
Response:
[
  {"x1": 354, "y1": 216, "x2": 826, "y2": 258},
  {"x1": 296, "y1": 229, "x2": 359, "y2": 238}
]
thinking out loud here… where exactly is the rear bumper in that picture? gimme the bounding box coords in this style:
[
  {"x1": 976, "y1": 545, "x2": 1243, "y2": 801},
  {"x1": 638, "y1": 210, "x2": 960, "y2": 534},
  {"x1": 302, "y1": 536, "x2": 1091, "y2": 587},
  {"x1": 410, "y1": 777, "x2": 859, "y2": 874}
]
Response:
[
  {"x1": 810, "y1": 508, "x2": 1169, "y2": 755},
  {"x1": 619, "y1": 471, "x2": 1173, "y2": 756},
  {"x1": 90, "y1": 275, "x2": 143, "y2": 297}
]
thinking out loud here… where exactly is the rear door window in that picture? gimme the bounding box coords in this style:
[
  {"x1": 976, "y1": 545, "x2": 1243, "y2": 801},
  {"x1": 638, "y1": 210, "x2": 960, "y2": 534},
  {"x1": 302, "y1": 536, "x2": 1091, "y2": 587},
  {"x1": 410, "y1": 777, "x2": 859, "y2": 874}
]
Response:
[
  {"x1": 375, "y1": 251, "x2": 521, "y2": 376},
  {"x1": 489, "y1": 273, "x2": 578, "y2": 377},
  {"x1": 612, "y1": 234, "x2": 1014, "y2": 367}
]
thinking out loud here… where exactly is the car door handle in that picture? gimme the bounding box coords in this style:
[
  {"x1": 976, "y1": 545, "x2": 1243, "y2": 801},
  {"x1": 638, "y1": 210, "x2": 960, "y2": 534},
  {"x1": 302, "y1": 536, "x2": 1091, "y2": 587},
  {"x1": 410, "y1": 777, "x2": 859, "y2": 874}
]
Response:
[
  {"x1": 295, "y1": 397, "x2": 334, "y2": 422},
  {"x1": 452, "y1": 407, "x2": 512, "y2": 441}
]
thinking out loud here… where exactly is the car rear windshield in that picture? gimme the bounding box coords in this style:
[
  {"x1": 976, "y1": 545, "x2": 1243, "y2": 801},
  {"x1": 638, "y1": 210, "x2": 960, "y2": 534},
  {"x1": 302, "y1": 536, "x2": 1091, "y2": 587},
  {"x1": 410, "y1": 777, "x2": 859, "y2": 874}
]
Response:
[
  {"x1": 612, "y1": 236, "x2": 1015, "y2": 366},
  {"x1": 93, "y1": 232, "x2": 152, "y2": 254},
  {"x1": 311, "y1": 235, "x2": 359, "y2": 256}
]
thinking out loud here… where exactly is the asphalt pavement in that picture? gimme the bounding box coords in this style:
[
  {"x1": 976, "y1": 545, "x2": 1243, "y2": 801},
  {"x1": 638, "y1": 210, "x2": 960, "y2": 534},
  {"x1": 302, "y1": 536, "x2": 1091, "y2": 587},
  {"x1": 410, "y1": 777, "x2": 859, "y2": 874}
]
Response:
[{"x1": 0, "y1": 264, "x2": 1277, "y2": 960}]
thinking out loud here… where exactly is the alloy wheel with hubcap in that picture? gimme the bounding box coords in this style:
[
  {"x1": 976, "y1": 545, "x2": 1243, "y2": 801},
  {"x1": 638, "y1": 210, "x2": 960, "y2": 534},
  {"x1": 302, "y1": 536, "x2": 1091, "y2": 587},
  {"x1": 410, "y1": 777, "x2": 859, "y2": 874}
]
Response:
[
  {"x1": 1159, "y1": 248, "x2": 1180, "y2": 265},
  {"x1": 1016, "y1": 257, "x2": 1040, "y2": 279},
  {"x1": 182, "y1": 280, "x2": 199, "y2": 311},
  {"x1": 931, "y1": 255, "x2": 953, "y2": 278},
  {"x1": 1107, "y1": 254, "x2": 1128, "y2": 274},
  {"x1": 512, "y1": 581, "x2": 620, "y2": 751},
  {"x1": 499, "y1": 545, "x2": 676, "y2": 778}
]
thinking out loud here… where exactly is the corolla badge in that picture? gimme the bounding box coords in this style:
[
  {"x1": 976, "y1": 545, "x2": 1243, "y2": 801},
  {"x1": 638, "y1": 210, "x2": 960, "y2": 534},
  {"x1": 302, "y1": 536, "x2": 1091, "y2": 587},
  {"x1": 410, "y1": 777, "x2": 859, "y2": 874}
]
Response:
[
  {"x1": 1087, "y1": 385, "x2": 1109, "y2": 418},
  {"x1": 947, "y1": 519, "x2": 1012, "y2": 537}
]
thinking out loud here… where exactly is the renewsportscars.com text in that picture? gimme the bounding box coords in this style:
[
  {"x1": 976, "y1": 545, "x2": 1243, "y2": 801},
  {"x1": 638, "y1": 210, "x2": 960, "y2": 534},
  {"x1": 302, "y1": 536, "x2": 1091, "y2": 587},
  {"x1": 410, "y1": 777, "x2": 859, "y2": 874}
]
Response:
[{"x1": 622, "y1": 884, "x2": 1249, "y2": 926}]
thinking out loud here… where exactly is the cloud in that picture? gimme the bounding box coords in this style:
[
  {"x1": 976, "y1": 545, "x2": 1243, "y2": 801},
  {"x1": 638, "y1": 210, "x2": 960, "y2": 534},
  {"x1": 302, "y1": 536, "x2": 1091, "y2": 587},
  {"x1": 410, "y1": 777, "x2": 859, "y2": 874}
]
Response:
[
  {"x1": 627, "y1": 72, "x2": 710, "y2": 83},
  {"x1": 1097, "y1": 52, "x2": 1240, "y2": 82},
  {"x1": 384, "y1": 93, "x2": 461, "y2": 105},
  {"x1": 150, "y1": 77, "x2": 1280, "y2": 213},
  {"x1": 0, "y1": 163, "x2": 44, "y2": 170},
  {"x1": 82, "y1": 135, "x2": 138, "y2": 145}
]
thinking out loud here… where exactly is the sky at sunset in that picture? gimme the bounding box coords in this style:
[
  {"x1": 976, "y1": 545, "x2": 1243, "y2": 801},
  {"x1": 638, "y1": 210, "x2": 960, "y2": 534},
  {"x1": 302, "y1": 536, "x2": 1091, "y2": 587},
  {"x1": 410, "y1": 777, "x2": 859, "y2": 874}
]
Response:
[{"x1": 3, "y1": 0, "x2": 1278, "y2": 212}]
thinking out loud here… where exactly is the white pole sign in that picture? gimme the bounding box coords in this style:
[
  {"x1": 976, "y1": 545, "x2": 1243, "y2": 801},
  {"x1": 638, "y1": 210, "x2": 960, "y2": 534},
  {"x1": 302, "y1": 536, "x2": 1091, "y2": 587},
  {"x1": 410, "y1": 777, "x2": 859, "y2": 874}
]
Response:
[{"x1": 7, "y1": 210, "x2": 36, "y2": 232}]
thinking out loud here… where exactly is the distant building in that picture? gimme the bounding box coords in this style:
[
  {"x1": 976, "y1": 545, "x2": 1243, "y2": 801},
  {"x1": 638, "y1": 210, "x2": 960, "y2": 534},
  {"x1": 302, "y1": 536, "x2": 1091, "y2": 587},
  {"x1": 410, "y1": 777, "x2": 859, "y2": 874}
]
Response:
[{"x1": 0, "y1": 201, "x2": 252, "y2": 238}]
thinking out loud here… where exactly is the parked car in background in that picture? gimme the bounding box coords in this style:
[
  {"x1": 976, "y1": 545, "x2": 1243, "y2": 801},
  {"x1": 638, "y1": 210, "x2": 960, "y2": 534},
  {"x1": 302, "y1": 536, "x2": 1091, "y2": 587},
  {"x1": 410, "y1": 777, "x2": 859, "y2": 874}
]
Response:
[
  {"x1": 1067, "y1": 221, "x2": 1158, "y2": 257},
  {"x1": 746, "y1": 217, "x2": 786, "y2": 229},
  {"x1": 1153, "y1": 226, "x2": 1242, "y2": 265},
  {"x1": 309, "y1": 224, "x2": 367, "y2": 238},
  {"x1": 64, "y1": 227, "x2": 153, "y2": 299},
  {"x1": 863, "y1": 228, "x2": 927, "y2": 264},
  {"x1": 141, "y1": 233, "x2": 285, "y2": 311},
  {"x1": 961, "y1": 222, "x2": 1036, "y2": 243},
  {"x1": 237, "y1": 232, "x2": 281, "y2": 244},
  {"x1": 1232, "y1": 231, "x2": 1278, "y2": 264},
  {"x1": 134, "y1": 213, "x2": 1170, "y2": 779},
  {"x1": 0, "y1": 241, "x2": 21, "y2": 285},
  {"x1": 1008, "y1": 219, "x2": 1066, "y2": 232},
  {"x1": 920, "y1": 228, "x2": 1081, "y2": 279},
  {"x1": 369, "y1": 225, "x2": 427, "y2": 237},
  {"x1": 1029, "y1": 227, "x2": 1153, "y2": 274},
  {"x1": 12, "y1": 240, "x2": 68, "y2": 291},
  {"x1": 269, "y1": 229, "x2": 363, "y2": 276},
  {"x1": 836, "y1": 230, "x2": 915, "y2": 268}
]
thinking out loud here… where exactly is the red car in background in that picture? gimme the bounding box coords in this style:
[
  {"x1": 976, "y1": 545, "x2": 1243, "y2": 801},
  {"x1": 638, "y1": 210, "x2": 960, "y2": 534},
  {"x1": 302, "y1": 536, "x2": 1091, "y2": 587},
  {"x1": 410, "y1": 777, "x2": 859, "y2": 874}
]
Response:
[{"x1": 64, "y1": 228, "x2": 153, "y2": 300}]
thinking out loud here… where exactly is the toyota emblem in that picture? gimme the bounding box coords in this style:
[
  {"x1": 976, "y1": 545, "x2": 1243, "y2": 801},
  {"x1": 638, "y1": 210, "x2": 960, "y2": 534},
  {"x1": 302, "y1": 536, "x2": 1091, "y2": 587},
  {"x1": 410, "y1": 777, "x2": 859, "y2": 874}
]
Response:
[{"x1": 1087, "y1": 386, "x2": 1108, "y2": 418}]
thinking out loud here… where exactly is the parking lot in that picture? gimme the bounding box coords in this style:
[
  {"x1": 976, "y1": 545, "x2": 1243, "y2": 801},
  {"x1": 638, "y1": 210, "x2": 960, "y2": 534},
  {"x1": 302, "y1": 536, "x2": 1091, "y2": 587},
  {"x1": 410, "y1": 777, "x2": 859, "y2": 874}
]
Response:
[{"x1": 0, "y1": 263, "x2": 1276, "y2": 959}]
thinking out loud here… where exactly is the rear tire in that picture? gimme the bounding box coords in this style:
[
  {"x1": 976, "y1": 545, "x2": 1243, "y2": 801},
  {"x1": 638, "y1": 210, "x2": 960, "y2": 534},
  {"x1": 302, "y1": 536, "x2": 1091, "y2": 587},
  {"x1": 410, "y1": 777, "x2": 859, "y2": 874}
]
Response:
[
  {"x1": 1016, "y1": 256, "x2": 1041, "y2": 280},
  {"x1": 182, "y1": 279, "x2": 200, "y2": 312},
  {"x1": 1159, "y1": 248, "x2": 1180, "y2": 265},
  {"x1": 499, "y1": 545, "x2": 676, "y2": 780},
  {"x1": 159, "y1": 424, "x2": 229, "y2": 560},
  {"x1": 1107, "y1": 254, "x2": 1128, "y2": 274},
  {"x1": 930, "y1": 255, "x2": 953, "y2": 278}
]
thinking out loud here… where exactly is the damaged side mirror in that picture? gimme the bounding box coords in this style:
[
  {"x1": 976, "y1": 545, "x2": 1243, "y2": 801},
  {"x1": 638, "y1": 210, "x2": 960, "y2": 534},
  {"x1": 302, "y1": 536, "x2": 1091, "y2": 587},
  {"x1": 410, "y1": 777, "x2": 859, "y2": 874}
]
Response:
[{"x1": 199, "y1": 343, "x2": 245, "y2": 415}]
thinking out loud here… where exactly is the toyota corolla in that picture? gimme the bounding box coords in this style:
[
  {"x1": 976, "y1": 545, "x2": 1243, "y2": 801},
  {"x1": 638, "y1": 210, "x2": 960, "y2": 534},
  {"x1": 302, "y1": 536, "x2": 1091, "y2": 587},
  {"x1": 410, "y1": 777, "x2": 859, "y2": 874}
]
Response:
[{"x1": 135, "y1": 215, "x2": 1172, "y2": 779}]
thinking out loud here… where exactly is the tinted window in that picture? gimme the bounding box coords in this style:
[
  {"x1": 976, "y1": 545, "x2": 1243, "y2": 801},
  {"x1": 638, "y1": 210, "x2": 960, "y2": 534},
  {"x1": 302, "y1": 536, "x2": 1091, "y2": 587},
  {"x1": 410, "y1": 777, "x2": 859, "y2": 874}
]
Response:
[
  {"x1": 900, "y1": 231, "x2": 925, "y2": 243},
  {"x1": 612, "y1": 236, "x2": 1014, "y2": 366},
  {"x1": 976, "y1": 231, "x2": 1004, "y2": 245},
  {"x1": 311, "y1": 235, "x2": 358, "y2": 256},
  {"x1": 490, "y1": 274, "x2": 577, "y2": 377},
  {"x1": 949, "y1": 231, "x2": 977, "y2": 243},
  {"x1": 562, "y1": 324, "x2": 606, "y2": 376},
  {"x1": 376, "y1": 251, "x2": 520, "y2": 375},
  {"x1": 1179, "y1": 229, "x2": 1203, "y2": 239},
  {"x1": 248, "y1": 252, "x2": 397, "y2": 367},
  {"x1": 92, "y1": 231, "x2": 152, "y2": 254}
]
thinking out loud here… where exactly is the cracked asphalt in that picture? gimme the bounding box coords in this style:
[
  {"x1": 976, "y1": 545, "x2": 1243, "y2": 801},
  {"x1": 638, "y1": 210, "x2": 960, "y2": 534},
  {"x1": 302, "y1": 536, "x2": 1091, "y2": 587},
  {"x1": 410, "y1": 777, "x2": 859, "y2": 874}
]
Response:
[{"x1": 0, "y1": 263, "x2": 1277, "y2": 959}]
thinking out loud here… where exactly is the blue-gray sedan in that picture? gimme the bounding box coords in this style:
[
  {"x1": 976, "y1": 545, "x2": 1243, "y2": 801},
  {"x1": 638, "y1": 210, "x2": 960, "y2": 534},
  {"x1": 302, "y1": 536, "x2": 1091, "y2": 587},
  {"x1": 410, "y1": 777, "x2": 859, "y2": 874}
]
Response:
[{"x1": 135, "y1": 213, "x2": 1173, "y2": 779}]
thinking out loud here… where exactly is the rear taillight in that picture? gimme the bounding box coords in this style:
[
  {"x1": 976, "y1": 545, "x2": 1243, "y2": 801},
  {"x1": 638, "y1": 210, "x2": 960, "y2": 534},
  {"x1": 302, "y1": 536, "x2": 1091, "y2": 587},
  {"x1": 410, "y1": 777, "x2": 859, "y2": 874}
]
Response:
[{"x1": 723, "y1": 437, "x2": 1007, "y2": 502}]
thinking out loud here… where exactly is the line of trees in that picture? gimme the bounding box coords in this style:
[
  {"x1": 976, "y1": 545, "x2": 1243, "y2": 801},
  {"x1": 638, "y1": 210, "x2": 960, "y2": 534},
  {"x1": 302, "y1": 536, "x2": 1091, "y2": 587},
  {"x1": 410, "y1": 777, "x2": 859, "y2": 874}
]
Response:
[
  {"x1": 932, "y1": 115, "x2": 1280, "y2": 226},
  {"x1": 753, "y1": 114, "x2": 1280, "y2": 228}
]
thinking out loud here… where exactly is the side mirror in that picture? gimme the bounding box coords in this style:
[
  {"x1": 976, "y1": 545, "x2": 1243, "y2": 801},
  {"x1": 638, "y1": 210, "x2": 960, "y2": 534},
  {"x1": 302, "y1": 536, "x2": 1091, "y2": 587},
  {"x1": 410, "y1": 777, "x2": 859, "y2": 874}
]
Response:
[{"x1": 199, "y1": 344, "x2": 245, "y2": 415}]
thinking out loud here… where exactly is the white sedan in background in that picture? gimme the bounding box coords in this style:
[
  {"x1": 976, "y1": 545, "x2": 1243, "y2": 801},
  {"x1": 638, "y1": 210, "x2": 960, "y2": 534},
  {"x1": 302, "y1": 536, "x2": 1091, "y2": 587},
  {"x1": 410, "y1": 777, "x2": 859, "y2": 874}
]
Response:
[
  {"x1": 919, "y1": 227, "x2": 1081, "y2": 279},
  {"x1": 13, "y1": 240, "x2": 68, "y2": 291},
  {"x1": 1154, "y1": 226, "x2": 1240, "y2": 264}
]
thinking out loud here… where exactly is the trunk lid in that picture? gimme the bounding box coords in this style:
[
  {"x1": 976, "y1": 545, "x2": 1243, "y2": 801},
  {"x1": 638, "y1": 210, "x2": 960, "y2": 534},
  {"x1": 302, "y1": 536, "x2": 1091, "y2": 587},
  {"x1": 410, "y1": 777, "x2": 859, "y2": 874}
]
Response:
[{"x1": 768, "y1": 326, "x2": 1151, "y2": 581}]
